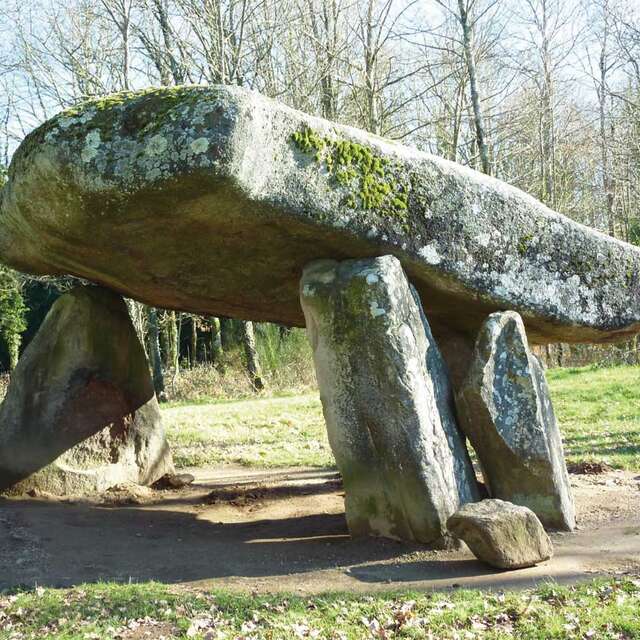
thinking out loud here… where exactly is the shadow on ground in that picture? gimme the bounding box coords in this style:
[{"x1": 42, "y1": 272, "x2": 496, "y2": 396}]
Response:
[{"x1": 1, "y1": 467, "x2": 639, "y2": 593}]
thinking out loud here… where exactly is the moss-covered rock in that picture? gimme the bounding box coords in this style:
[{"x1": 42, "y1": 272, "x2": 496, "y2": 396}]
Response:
[
  {"x1": 455, "y1": 311, "x2": 575, "y2": 531},
  {"x1": 1, "y1": 84, "x2": 640, "y2": 343},
  {"x1": 300, "y1": 255, "x2": 479, "y2": 546},
  {"x1": 0, "y1": 286, "x2": 173, "y2": 495}
]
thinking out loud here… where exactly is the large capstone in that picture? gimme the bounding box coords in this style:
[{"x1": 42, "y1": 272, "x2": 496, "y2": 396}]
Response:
[
  {"x1": 1, "y1": 86, "x2": 640, "y2": 345},
  {"x1": 455, "y1": 311, "x2": 575, "y2": 530},
  {"x1": 0, "y1": 286, "x2": 173, "y2": 495},
  {"x1": 300, "y1": 255, "x2": 479, "y2": 546},
  {"x1": 447, "y1": 499, "x2": 553, "y2": 570}
]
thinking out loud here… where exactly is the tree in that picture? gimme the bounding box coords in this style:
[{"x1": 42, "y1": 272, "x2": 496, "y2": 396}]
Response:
[
  {"x1": 146, "y1": 306, "x2": 166, "y2": 400},
  {"x1": 347, "y1": 0, "x2": 425, "y2": 136},
  {"x1": 189, "y1": 314, "x2": 198, "y2": 367},
  {"x1": 98, "y1": 0, "x2": 135, "y2": 90},
  {"x1": 453, "y1": 0, "x2": 492, "y2": 174},
  {"x1": 239, "y1": 320, "x2": 264, "y2": 391},
  {"x1": 508, "y1": 0, "x2": 581, "y2": 208},
  {"x1": 0, "y1": 267, "x2": 27, "y2": 371},
  {"x1": 210, "y1": 316, "x2": 224, "y2": 371}
]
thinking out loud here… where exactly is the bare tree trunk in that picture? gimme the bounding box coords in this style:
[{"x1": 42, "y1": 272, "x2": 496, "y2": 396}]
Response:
[
  {"x1": 167, "y1": 310, "x2": 179, "y2": 377},
  {"x1": 457, "y1": 0, "x2": 491, "y2": 175},
  {"x1": 363, "y1": 0, "x2": 380, "y2": 135},
  {"x1": 210, "y1": 316, "x2": 224, "y2": 371},
  {"x1": 597, "y1": 3, "x2": 615, "y2": 236},
  {"x1": 240, "y1": 320, "x2": 264, "y2": 391},
  {"x1": 150, "y1": 0, "x2": 185, "y2": 84},
  {"x1": 216, "y1": 0, "x2": 227, "y2": 84},
  {"x1": 146, "y1": 306, "x2": 166, "y2": 401},
  {"x1": 540, "y1": 4, "x2": 556, "y2": 208},
  {"x1": 190, "y1": 315, "x2": 198, "y2": 368},
  {"x1": 220, "y1": 317, "x2": 234, "y2": 350},
  {"x1": 544, "y1": 344, "x2": 552, "y2": 368},
  {"x1": 159, "y1": 312, "x2": 170, "y2": 366},
  {"x1": 317, "y1": 0, "x2": 339, "y2": 120}
]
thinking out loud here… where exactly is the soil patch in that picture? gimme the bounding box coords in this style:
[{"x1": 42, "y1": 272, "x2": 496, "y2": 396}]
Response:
[{"x1": 1, "y1": 467, "x2": 639, "y2": 594}]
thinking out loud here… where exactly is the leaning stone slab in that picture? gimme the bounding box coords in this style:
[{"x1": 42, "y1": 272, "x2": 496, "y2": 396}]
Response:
[
  {"x1": 1, "y1": 85, "x2": 640, "y2": 345},
  {"x1": 455, "y1": 311, "x2": 575, "y2": 530},
  {"x1": 447, "y1": 499, "x2": 553, "y2": 569},
  {"x1": 0, "y1": 286, "x2": 174, "y2": 495},
  {"x1": 300, "y1": 255, "x2": 479, "y2": 546}
]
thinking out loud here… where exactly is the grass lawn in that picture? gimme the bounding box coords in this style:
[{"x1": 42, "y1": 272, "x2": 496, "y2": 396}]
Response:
[
  {"x1": 163, "y1": 394, "x2": 332, "y2": 468},
  {"x1": 1, "y1": 579, "x2": 639, "y2": 639},
  {"x1": 163, "y1": 365, "x2": 640, "y2": 471},
  {"x1": 547, "y1": 365, "x2": 640, "y2": 471}
]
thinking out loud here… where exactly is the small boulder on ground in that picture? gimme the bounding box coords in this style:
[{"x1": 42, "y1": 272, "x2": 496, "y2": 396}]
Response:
[
  {"x1": 101, "y1": 482, "x2": 155, "y2": 506},
  {"x1": 153, "y1": 473, "x2": 196, "y2": 490},
  {"x1": 455, "y1": 311, "x2": 575, "y2": 530},
  {"x1": 447, "y1": 499, "x2": 553, "y2": 569},
  {"x1": 300, "y1": 255, "x2": 479, "y2": 546},
  {"x1": 0, "y1": 286, "x2": 174, "y2": 495}
]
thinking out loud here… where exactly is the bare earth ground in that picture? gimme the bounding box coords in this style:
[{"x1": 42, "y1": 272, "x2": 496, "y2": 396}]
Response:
[{"x1": 1, "y1": 467, "x2": 639, "y2": 594}]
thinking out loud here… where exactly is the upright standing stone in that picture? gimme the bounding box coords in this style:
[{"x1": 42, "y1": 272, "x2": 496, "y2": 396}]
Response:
[
  {"x1": 300, "y1": 255, "x2": 478, "y2": 546},
  {"x1": 0, "y1": 286, "x2": 174, "y2": 495},
  {"x1": 455, "y1": 311, "x2": 575, "y2": 530}
]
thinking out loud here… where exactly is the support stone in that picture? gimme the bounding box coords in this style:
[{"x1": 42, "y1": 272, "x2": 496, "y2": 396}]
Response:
[
  {"x1": 455, "y1": 311, "x2": 575, "y2": 530},
  {"x1": 429, "y1": 326, "x2": 476, "y2": 392},
  {"x1": 300, "y1": 255, "x2": 479, "y2": 546},
  {"x1": 0, "y1": 286, "x2": 174, "y2": 495}
]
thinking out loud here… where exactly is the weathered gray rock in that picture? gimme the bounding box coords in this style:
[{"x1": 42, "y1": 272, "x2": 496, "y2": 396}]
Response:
[
  {"x1": 1, "y1": 85, "x2": 640, "y2": 344},
  {"x1": 447, "y1": 499, "x2": 553, "y2": 569},
  {"x1": 300, "y1": 255, "x2": 479, "y2": 545},
  {"x1": 0, "y1": 286, "x2": 173, "y2": 495},
  {"x1": 455, "y1": 311, "x2": 575, "y2": 530}
]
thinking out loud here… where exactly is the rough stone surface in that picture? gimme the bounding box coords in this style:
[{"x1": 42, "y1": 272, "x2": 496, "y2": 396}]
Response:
[
  {"x1": 447, "y1": 499, "x2": 553, "y2": 569},
  {"x1": 0, "y1": 286, "x2": 173, "y2": 495},
  {"x1": 429, "y1": 327, "x2": 476, "y2": 392},
  {"x1": 300, "y1": 255, "x2": 479, "y2": 545},
  {"x1": 456, "y1": 311, "x2": 575, "y2": 530},
  {"x1": 1, "y1": 85, "x2": 640, "y2": 343}
]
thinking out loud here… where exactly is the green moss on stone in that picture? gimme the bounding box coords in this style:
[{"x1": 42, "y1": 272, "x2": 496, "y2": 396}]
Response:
[
  {"x1": 518, "y1": 233, "x2": 534, "y2": 256},
  {"x1": 291, "y1": 126, "x2": 410, "y2": 221}
]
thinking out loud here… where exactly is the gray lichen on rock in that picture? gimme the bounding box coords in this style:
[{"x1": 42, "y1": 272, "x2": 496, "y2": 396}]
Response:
[
  {"x1": 455, "y1": 311, "x2": 575, "y2": 531},
  {"x1": 300, "y1": 255, "x2": 479, "y2": 545},
  {"x1": 1, "y1": 84, "x2": 640, "y2": 344}
]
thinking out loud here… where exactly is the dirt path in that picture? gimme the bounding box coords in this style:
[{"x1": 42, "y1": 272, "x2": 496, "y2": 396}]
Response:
[{"x1": 1, "y1": 467, "x2": 639, "y2": 594}]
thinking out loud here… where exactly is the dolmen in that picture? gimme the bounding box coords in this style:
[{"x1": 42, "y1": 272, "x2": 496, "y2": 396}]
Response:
[{"x1": 1, "y1": 85, "x2": 638, "y2": 540}]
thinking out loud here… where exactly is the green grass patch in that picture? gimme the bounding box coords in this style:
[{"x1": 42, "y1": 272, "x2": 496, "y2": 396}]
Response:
[
  {"x1": 163, "y1": 364, "x2": 640, "y2": 471},
  {"x1": 164, "y1": 394, "x2": 331, "y2": 469},
  {"x1": 1, "y1": 579, "x2": 639, "y2": 639},
  {"x1": 547, "y1": 365, "x2": 640, "y2": 470}
]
